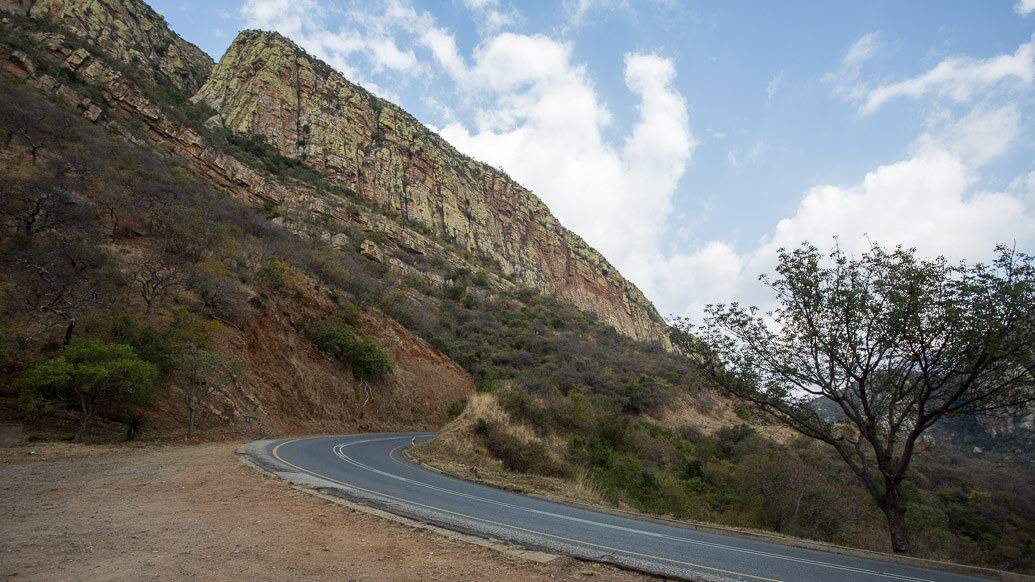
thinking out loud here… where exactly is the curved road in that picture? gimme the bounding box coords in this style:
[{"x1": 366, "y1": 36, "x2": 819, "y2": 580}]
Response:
[{"x1": 242, "y1": 433, "x2": 992, "y2": 582}]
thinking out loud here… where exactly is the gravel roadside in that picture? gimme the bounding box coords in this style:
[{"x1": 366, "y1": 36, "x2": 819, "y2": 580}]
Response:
[{"x1": 0, "y1": 441, "x2": 654, "y2": 581}]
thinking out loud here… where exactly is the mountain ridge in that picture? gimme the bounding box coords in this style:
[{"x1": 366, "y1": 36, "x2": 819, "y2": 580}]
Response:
[{"x1": 194, "y1": 29, "x2": 670, "y2": 346}]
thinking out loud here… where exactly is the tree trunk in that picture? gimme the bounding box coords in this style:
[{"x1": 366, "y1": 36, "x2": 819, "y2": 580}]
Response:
[
  {"x1": 63, "y1": 317, "x2": 77, "y2": 346},
  {"x1": 186, "y1": 394, "x2": 196, "y2": 437},
  {"x1": 73, "y1": 393, "x2": 90, "y2": 443},
  {"x1": 880, "y1": 483, "x2": 910, "y2": 553}
]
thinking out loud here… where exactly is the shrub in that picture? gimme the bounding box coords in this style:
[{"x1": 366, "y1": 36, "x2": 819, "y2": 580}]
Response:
[
  {"x1": 257, "y1": 258, "x2": 308, "y2": 293},
  {"x1": 344, "y1": 336, "x2": 393, "y2": 381},
  {"x1": 334, "y1": 302, "x2": 361, "y2": 326},
  {"x1": 444, "y1": 282, "x2": 467, "y2": 301},
  {"x1": 16, "y1": 339, "x2": 157, "y2": 441},
  {"x1": 477, "y1": 419, "x2": 567, "y2": 477},
  {"x1": 447, "y1": 398, "x2": 468, "y2": 419},
  {"x1": 306, "y1": 316, "x2": 392, "y2": 381}
]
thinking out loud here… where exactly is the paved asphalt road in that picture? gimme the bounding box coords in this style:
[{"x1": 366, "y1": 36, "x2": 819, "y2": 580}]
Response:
[{"x1": 245, "y1": 433, "x2": 993, "y2": 582}]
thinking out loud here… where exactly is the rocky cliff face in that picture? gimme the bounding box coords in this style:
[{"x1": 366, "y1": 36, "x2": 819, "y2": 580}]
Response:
[
  {"x1": 194, "y1": 30, "x2": 668, "y2": 345},
  {"x1": 15, "y1": 0, "x2": 212, "y2": 94}
]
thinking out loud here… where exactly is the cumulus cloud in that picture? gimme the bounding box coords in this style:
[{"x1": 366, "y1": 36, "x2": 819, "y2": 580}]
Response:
[
  {"x1": 439, "y1": 39, "x2": 695, "y2": 291},
  {"x1": 238, "y1": 0, "x2": 697, "y2": 306},
  {"x1": 860, "y1": 35, "x2": 1035, "y2": 113},
  {"x1": 1017, "y1": 0, "x2": 1035, "y2": 15},
  {"x1": 667, "y1": 105, "x2": 1034, "y2": 319}
]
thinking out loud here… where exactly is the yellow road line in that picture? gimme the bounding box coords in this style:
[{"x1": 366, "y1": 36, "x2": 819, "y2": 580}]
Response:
[{"x1": 271, "y1": 437, "x2": 780, "y2": 582}]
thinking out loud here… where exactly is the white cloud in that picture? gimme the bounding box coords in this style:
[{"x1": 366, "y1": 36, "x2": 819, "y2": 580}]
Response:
[
  {"x1": 438, "y1": 40, "x2": 695, "y2": 293},
  {"x1": 727, "y1": 149, "x2": 738, "y2": 167},
  {"x1": 666, "y1": 105, "x2": 1034, "y2": 319},
  {"x1": 861, "y1": 35, "x2": 1035, "y2": 113},
  {"x1": 238, "y1": 0, "x2": 433, "y2": 97},
  {"x1": 826, "y1": 32, "x2": 882, "y2": 100},
  {"x1": 236, "y1": 0, "x2": 698, "y2": 303},
  {"x1": 461, "y1": 0, "x2": 519, "y2": 33},
  {"x1": 1016, "y1": 0, "x2": 1035, "y2": 15}
]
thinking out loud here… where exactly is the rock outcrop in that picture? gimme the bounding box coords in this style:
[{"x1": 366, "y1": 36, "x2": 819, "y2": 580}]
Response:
[
  {"x1": 194, "y1": 30, "x2": 668, "y2": 345},
  {"x1": 21, "y1": 0, "x2": 212, "y2": 94}
]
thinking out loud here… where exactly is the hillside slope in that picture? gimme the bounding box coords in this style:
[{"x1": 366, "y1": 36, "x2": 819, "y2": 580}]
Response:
[
  {"x1": 0, "y1": 0, "x2": 692, "y2": 440},
  {"x1": 194, "y1": 30, "x2": 668, "y2": 346},
  {"x1": 5, "y1": 0, "x2": 212, "y2": 93}
]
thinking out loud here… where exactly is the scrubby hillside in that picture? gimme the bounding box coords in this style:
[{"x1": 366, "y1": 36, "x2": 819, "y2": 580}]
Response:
[
  {"x1": 0, "y1": 1, "x2": 1032, "y2": 575},
  {"x1": 0, "y1": 2, "x2": 706, "y2": 443}
]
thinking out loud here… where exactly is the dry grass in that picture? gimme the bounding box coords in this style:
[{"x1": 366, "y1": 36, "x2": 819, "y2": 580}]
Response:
[
  {"x1": 412, "y1": 393, "x2": 608, "y2": 507},
  {"x1": 652, "y1": 391, "x2": 797, "y2": 443}
]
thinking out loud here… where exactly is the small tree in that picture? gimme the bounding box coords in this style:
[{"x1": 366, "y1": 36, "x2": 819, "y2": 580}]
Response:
[
  {"x1": 175, "y1": 345, "x2": 245, "y2": 436},
  {"x1": 0, "y1": 173, "x2": 76, "y2": 239},
  {"x1": 677, "y1": 243, "x2": 1035, "y2": 553},
  {"x1": 16, "y1": 339, "x2": 158, "y2": 441},
  {"x1": 133, "y1": 252, "x2": 187, "y2": 315},
  {"x1": 17, "y1": 235, "x2": 109, "y2": 344}
]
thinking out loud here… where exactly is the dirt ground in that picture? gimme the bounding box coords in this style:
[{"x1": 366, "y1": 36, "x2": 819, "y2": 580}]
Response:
[{"x1": 0, "y1": 441, "x2": 654, "y2": 581}]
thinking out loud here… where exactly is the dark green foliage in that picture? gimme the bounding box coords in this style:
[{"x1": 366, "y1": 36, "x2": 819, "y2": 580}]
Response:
[
  {"x1": 225, "y1": 132, "x2": 323, "y2": 183},
  {"x1": 345, "y1": 337, "x2": 393, "y2": 381},
  {"x1": 306, "y1": 314, "x2": 392, "y2": 381},
  {"x1": 16, "y1": 339, "x2": 157, "y2": 441},
  {"x1": 444, "y1": 282, "x2": 467, "y2": 301}
]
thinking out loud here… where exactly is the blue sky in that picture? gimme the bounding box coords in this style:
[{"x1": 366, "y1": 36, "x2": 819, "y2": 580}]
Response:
[{"x1": 153, "y1": 0, "x2": 1035, "y2": 318}]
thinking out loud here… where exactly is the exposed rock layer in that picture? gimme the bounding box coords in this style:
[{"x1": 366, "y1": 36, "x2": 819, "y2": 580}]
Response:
[
  {"x1": 194, "y1": 30, "x2": 668, "y2": 345},
  {"x1": 23, "y1": 0, "x2": 213, "y2": 94}
]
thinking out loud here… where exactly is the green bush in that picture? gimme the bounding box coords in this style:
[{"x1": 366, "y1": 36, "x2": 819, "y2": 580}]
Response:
[
  {"x1": 16, "y1": 339, "x2": 157, "y2": 440},
  {"x1": 344, "y1": 336, "x2": 393, "y2": 381},
  {"x1": 334, "y1": 302, "x2": 361, "y2": 326},
  {"x1": 444, "y1": 282, "x2": 467, "y2": 301},
  {"x1": 306, "y1": 316, "x2": 392, "y2": 381}
]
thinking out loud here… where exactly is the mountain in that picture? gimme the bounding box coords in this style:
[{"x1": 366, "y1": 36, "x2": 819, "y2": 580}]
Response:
[
  {"x1": 0, "y1": 0, "x2": 696, "y2": 439},
  {"x1": 193, "y1": 30, "x2": 668, "y2": 346},
  {"x1": 5, "y1": 0, "x2": 212, "y2": 93}
]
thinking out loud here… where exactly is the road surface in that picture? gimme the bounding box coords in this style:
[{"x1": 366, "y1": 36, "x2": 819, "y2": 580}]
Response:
[{"x1": 242, "y1": 433, "x2": 994, "y2": 582}]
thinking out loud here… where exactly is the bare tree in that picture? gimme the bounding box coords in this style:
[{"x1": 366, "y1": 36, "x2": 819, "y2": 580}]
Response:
[
  {"x1": 133, "y1": 252, "x2": 188, "y2": 316},
  {"x1": 0, "y1": 90, "x2": 76, "y2": 165},
  {"x1": 17, "y1": 235, "x2": 110, "y2": 345},
  {"x1": 0, "y1": 173, "x2": 77, "y2": 239},
  {"x1": 676, "y1": 243, "x2": 1035, "y2": 553}
]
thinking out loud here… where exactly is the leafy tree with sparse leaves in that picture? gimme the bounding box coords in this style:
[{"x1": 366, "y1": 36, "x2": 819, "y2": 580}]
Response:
[
  {"x1": 16, "y1": 339, "x2": 158, "y2": 441},
  {"x1": 674, "y1": 242, "x2": 1035, "y2": 553}
]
